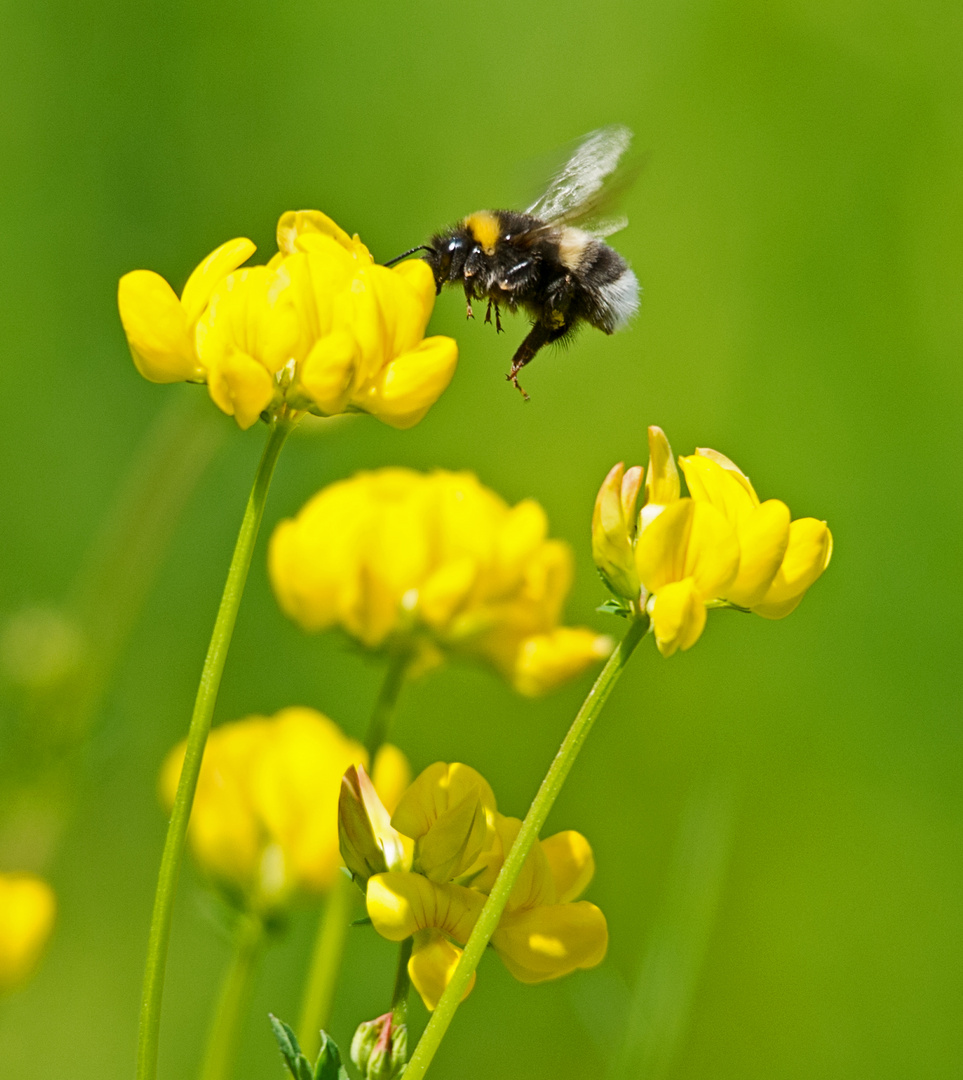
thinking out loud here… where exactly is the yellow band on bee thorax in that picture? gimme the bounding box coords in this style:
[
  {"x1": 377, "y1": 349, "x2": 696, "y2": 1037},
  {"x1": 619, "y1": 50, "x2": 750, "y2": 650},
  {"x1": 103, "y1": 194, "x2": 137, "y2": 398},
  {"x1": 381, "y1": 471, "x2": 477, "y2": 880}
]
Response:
[{"x1": 464, "y1": 211, "x2": 500, "y2": 256}]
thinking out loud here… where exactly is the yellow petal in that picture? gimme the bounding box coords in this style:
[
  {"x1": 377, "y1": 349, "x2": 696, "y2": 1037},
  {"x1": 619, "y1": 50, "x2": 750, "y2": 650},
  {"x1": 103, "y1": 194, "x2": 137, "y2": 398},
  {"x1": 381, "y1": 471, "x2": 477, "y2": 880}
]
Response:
[
  {"x1": 540, "y1": 831, "x2": 595, "y2": 903},
  {"x1": 299, "y1": 331, "x2": 358, "y2": 415},
  {"x1": 497, "y1": 816, "x2": 556, "y2": 912},
  {"x1": 408, "y1": 929, "x2": 475, "y2": 1011},
  {"x1": 205, "y1": 348, "x2": 275, "y2": 430},
  {"x1": 685, "y1": 500, "x2": 741, "y2": 598},
  {"x1": 679, "y1": 452, "x2": 758, "y2": 528},
  {"x1": 391, "y1": 258, "x2": 437, "y2": 324},
  {"x1": 650, "y1": 577, "x2": 707, "y2": 656},
  {"x1": 372, "y1": 744, "x2": 412, "y2": 816},
  {"x1": 752, "y1": 519, "x2": 833, "y2": 619},
  {"x1": 277, "y1": 209, "x2": 371, "y2": 261},
  {"x1": 362, "y1": 336, "x2": 459, "y2": 429},
  {"x1": 511, "y1": 627, "x2": 613, "y2": 697},
  {"x1": 416, "y1": 794, "x2": 488, "y2": 883},
  {"x1": 118, "y1": 270, "x2": 200, "y2": 383},
  {"x1": 644, "y1": 426, "x2": 680, "y2": 507},
  {"x1": 391, "y1": 763, "x2": 497, "y2": 845},
  {"x1": 417, "y1": 557, "x2": 478, "y2": 629},
  {"x1": 366, "y1": 872, "x2": 484, "y2": 943},
  {"x1": 0, "y1": 874, "x2": 56, "y2": 994},
  {"x1": 491, "y1": 901, "x2": 608, "y2": 984},
  {"x1": 694, "y1": 447, "x2": 759, "y2": 501},
  {"x1": 180, "y1": 237, "x2": 256, "y2": 323},
  {"x1": 635, "y1": 499, "x2": 694, "y2": 591},
  {"x1": 725, "y1": 499, "x2": 791, "y2": 607}
]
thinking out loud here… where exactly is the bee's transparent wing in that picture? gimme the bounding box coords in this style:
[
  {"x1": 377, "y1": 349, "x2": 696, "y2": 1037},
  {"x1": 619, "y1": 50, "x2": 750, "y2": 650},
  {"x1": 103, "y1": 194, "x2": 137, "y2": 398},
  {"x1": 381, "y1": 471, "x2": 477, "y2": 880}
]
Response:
[{"x1": 525, "y1": 125, "x2": 633, "y2": 229}]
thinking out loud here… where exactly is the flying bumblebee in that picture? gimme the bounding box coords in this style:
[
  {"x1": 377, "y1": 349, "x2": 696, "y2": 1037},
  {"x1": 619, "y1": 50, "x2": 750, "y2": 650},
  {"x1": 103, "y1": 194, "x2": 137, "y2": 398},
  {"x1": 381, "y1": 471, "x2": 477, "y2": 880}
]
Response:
[{"x1": 387, "y1": 125, "x2": 640, "y2": 399}]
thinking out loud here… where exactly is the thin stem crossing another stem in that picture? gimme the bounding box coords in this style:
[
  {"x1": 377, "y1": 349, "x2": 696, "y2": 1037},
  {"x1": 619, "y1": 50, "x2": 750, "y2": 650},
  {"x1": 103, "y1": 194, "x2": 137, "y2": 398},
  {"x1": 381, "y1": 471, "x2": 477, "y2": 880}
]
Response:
[
  {"x1": 136, "y1": 416, "x2": 293, "y2": 1080},
  {"x1": 403, "y1": 618, "x2": 648, "y2": 1080},
  {"x1": 198, "y1": 913, "x2": 265, "y2": 1080}
]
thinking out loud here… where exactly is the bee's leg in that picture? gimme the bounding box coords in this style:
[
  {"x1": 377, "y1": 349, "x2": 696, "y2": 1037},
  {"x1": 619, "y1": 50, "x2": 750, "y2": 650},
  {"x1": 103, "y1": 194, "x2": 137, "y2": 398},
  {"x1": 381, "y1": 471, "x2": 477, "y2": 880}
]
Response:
[
  {"x1": 484, "y1": 299, "x2": 505, "y2": 333},
  {"x1": 506, "y1": 323, "x2": 554, "y2": 401},
  {"x1": 463, "y1": 282, "x2": 474, "y2": 319}
]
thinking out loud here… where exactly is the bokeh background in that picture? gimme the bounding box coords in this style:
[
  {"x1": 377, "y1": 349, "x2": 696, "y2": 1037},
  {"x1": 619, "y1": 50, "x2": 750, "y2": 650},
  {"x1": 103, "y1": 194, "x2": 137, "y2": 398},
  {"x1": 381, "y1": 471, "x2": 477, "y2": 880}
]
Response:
[{"x1": 1, "y1": 0, "x2": 961, "y2": 1076}]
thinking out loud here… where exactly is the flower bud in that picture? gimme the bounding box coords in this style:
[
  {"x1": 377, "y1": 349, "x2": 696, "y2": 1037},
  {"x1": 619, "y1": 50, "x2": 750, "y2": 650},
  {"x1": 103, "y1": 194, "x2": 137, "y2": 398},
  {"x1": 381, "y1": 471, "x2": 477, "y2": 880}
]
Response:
[
  {"x1": 591, "y1": 463, "x2": 641, "y2": 600},
  {"x1": 351, "y1": 1014, "x2": 408, "y2": 1080},
  {"x1": 339, "y1": 766, "x2": 410, "y2": 886}
]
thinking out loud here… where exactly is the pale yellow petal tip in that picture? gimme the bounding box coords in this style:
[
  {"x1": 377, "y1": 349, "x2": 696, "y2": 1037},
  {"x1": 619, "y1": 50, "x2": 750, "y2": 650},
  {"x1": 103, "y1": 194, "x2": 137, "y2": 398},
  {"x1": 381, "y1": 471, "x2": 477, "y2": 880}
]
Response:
[
  {"x1": 118, "y1": 271, "x2": 201, "y2": 384},
  {"x1": 0, "y1": 874, "x2": 57, "y2": 994},
  {"x1": 372, "y1": 743, "x2": 412, "y2": 816},
  {"x1": 645, "y1": 426, "x2": 680, "y2": 506},
  {"x1": 512, "y1": 628, "x2": 613, "y2": 697}
]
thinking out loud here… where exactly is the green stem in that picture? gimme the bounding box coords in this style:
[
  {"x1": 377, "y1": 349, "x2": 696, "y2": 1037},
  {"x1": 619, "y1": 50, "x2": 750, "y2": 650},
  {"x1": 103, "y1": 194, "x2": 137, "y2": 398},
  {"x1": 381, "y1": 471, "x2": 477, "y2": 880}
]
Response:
[
  {"x1": 390, "y1": 937, "x2": 413, "y2": 1029},
  {"x1": 404, "y1": 618, "x2": 648, "y2": 1080},
  {"x1": 363, "y1": 650, "x2": 410, "y2": 760},
  {"x1": 198, "y1": 913, "x2": 265, "y2": 1080},
  {"x1": 297, "y1": 872, "x2": 357, "y2": 1058},
  {"x1": 136, "y1": 416, "x2": 293, "y2": 1080},
  {"x1": 296, "y1": 654, "x2": 410, "y2": 1056}
]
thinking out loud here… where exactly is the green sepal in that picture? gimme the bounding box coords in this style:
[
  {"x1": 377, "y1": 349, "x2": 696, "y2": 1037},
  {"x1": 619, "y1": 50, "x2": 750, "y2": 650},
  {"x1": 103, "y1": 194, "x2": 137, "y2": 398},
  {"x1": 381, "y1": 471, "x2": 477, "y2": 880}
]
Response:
[
  {"x1": 596, "y1": 597, "x2": 634, "y2": 619},
  {"x1": 350, "y1": 915, "x2": 373, "y2": 927}
]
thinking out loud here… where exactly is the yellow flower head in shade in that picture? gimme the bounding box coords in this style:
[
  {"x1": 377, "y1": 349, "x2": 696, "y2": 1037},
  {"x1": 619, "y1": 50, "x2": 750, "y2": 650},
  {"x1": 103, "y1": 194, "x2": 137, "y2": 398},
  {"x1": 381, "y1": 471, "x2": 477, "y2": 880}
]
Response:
[
  {"x1": 592, "y1": 427, "x2": 833, "y2": 656},
  {"x1": 0, "y1": 873, "x2": 56, "y2": 994},
  {"x1": 119, "y1": 211, "x2": 458, "y2": 431},
  {"x1": 159, "y1": 706, "x2": 409, "y2": 913},
  {"x1": 357, "y1": 761, "x2": 607, "y2": 1011},
  {"x1": 269, "y1": 468, "x2": 613, "y2": 696}
]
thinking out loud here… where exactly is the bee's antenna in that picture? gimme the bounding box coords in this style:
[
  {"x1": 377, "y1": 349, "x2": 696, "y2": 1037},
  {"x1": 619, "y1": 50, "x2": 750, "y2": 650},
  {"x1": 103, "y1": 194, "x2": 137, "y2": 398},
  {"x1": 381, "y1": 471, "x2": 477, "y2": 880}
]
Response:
[{"x1": 382, "y1": 245, "x2": 436, "y2": 267}]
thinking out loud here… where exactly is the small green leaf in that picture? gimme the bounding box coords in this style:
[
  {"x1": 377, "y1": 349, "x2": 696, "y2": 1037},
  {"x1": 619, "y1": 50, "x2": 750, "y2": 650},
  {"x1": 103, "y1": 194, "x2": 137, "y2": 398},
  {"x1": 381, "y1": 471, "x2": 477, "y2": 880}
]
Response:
[
  {"x1": 314, "y1": 1030, "x2": 350, "y2": 1080},
  {"x1": 269, "y1": 1014, "x2": 304, "y2": 1078},
  {"x1": 350, "y1": 915, "x2": 372, "y2": 927}
]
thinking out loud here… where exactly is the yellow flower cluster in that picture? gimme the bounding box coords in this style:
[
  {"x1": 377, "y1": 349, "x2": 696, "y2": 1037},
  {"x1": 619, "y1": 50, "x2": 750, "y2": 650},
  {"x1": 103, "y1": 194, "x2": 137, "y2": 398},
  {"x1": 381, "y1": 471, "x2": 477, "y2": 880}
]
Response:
[
  {"x1": 593, "y1": 427, "x2": 833, "y2": 656},
  {"x1": 118, "y1": 211, "x2": 458, "y2": 430},
  {"x1": 160, "y1": 707, "x2": 409, "y2": 913},
  {"x1": 340, "y1": 761, "x2": 607, "y2": 1011},
  {"x1": 269, "y1": 468, "x2": 613, "y2": 696},
  {"x1": 0, "y1": 872, "x2": 56, "y2": 994}
]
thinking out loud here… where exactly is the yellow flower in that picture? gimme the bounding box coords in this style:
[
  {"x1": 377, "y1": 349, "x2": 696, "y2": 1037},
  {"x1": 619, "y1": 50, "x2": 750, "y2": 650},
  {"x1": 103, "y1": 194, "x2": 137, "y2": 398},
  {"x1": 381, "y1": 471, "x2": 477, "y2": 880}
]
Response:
[
  {"x1": 592, "y1": 426, "x2": 833, "y2": 654},
  {"x1": 678, "y1": 448, "x2": 833, "y2": 618},
  {"x1": 160, "y1": 706, "x2": 408, "y2": 911},
  {"x1": 119, "y1": 211, "x2": 458, "y2": 431},
  {"x1": 269, "y1": 468, "x2": 612, "y2": 696},
  {"x1": 0, "y1": 873, "x2": 56, "y2": 994},
  {"x1": 363, "y1": 761, "x2": 607, "y2": 1010}
]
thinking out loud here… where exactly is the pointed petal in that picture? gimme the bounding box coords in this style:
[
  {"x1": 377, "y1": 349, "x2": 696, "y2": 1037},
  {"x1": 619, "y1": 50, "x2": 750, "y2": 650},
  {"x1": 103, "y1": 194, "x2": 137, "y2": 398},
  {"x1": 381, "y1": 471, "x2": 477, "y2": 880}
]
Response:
[
  {"x1": 644, "y1": 426, "x2": 679, "y2": 507},
  {"x1": 679, "y1": 452, "x2": 758, "y2": 525},
  {"x1": 180, "y1": 237, "x2": 256, "y2": 323}
]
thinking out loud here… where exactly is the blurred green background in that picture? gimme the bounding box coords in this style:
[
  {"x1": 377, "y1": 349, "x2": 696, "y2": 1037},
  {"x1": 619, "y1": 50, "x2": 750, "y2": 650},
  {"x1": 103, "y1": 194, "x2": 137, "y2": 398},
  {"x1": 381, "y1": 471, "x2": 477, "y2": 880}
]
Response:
[{"x1": 1, "y1": 0, "x2": 961, "y2": 1076}]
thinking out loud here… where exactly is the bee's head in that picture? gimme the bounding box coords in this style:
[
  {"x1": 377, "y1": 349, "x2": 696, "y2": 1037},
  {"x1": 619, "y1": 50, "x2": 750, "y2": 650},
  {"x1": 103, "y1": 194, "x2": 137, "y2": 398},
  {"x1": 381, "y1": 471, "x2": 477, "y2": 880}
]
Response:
[{"x1": 421, "y1": 229, "x2": 472, "y2": 291}]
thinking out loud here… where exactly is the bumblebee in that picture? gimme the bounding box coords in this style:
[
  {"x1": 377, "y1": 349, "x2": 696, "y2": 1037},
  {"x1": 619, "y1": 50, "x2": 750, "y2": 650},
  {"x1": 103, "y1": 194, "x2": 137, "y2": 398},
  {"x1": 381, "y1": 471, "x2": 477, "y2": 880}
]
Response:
[{"x1": 388, "y1": 126, "x2": 640, "y2": 398}]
